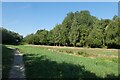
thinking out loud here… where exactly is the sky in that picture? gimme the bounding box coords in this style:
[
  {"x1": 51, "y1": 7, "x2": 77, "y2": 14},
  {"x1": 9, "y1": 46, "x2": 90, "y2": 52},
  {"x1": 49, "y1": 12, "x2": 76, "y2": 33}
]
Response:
[
  {"x1": 2, "y1": 2, "x2": 118, "y2": 37},
  {"x1": 1, "y1": 0, "x2": 120, "y2": 2}
]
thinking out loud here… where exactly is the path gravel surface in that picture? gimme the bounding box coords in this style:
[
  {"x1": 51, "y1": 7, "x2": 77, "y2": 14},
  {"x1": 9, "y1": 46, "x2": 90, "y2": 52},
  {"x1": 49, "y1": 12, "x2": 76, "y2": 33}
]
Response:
[{"x1": 9, "y1": 49, "x2": 26, "y2": 79}]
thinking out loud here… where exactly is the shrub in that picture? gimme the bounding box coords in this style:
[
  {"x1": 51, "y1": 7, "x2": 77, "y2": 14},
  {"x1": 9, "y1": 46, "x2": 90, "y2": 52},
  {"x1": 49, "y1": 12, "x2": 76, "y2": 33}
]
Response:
[{"x1": 76, "y1": 43, "x2": 81, "y2": 47}]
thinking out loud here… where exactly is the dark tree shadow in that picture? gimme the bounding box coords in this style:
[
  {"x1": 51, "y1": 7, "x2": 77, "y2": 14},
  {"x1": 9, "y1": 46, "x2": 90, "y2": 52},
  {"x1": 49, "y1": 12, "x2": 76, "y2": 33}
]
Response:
[
  {"x1": 22, "y1": 54, "x2": 120, "y2": 80},
  {"x1": 2, "y1": 45, "x2": 14, "y2": 80}
]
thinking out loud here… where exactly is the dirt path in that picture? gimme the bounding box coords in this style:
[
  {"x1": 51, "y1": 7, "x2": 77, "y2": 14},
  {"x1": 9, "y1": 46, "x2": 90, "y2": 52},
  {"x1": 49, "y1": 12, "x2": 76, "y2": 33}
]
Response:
[{"x1": 9, "y1": 49, "x2": 26, "y2": 79}]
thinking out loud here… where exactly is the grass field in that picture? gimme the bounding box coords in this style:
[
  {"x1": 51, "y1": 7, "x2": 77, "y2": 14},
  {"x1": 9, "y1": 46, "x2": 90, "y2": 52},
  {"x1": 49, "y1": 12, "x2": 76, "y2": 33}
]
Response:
[
  {"x1": 8, "y1": 45, "x2": 119, "y2": 79},
  {"x1": 2, "y1": 45, "x2": 14, "y2": 78}
]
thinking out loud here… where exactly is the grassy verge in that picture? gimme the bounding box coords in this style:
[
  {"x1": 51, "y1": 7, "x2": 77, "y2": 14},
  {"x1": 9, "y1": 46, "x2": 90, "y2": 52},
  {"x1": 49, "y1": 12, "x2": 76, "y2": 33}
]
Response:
[
  {"x1": 2, "y1": 45, "x2": 14, "y2": 78},
  {"x1": 9, "y1": 45, "x2": 119, "y2": 79}
]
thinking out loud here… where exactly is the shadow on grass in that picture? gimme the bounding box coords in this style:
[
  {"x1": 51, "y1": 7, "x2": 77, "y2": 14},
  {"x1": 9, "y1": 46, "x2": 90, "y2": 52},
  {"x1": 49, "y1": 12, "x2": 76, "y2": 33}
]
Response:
[
  {"x1": 2, "y1": 45, "x2": 14, "y2": 79},
  {"x1": 23, "y1": 54, "x2": 119, "y2": 80}
]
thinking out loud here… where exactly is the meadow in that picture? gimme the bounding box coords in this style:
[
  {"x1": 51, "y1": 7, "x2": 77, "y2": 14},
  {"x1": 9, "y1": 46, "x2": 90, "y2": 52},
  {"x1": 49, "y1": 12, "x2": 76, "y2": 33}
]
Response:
[
  {"x1": 8, "y1": 45, "x2": 119, "y2": 79},
  {"x1": 2, "y1": 2, "x2": 120, "y2": 80}
]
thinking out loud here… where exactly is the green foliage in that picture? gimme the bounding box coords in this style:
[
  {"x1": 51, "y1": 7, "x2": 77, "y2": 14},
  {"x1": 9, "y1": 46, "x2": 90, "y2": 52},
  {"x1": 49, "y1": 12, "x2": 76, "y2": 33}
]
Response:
[
  {"x1": 51, "y1": 24, "x2": 62, "y2": 46},
  {"x1": 86, "y1": 20, "x2": 103, "y2": 48},
  {"x1": 24, "y1": 29, "x2": 49, "y2": 45},
  {"x1": 76, "y1": 43, "x2": 81, "y2": 47},
  {"x1": 1, "y1": 28, "x2": 23, "y2": 45},
  {"x1": 105, "y1": 17, "x2": 120, "y2": 48},
  {"x1": 69, "y1": 18, "x2": 80, "y2": 46},
  {"x1": 79, "y1": 25, "x2": 89, "y2": 47},
  {"x1": 23, "y1": 33, "x2": 34, "y2": 44},
  {"x1": 23, "y1": 10, "x2": 120, "y2": 49},
  {"x1": 36, "y1": 29, "x2": 49, "y2": 45}
]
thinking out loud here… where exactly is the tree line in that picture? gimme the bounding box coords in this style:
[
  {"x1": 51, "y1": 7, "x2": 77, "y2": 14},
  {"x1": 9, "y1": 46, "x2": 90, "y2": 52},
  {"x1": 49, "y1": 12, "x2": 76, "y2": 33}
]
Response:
[
  {"x1": 1, "y1": 28, "x2": 23, "y2": 45},
  {"x1": 23, "y1": 10, "x2": 120, "y2": 49},
  {"x1": 1, "y1": 10, "x2": 120, "y2": 49}
]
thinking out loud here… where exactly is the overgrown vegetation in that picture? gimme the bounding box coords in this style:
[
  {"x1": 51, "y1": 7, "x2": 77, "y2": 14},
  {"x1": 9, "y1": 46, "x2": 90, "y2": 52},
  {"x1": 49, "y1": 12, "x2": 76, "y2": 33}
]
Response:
[
  {"x1": 23, "y1": 10, "x2": 120, "y2": 49},
  {"x1": 2, "y1": 45, "x2": 14, "y2": 78},
  {"x1": 8, "y1": 45, "x2": 119, "y2": 79}
]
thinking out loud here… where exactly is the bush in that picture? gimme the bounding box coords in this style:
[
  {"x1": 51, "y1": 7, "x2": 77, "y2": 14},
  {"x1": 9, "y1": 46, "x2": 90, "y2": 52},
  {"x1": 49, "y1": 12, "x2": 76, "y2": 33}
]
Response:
[
  {"x1": 20, "y1": 42, "x2": 28, "y2": 45},
  {"x1": 76, "y1": 43, "x2": 81, "y2": 47}
]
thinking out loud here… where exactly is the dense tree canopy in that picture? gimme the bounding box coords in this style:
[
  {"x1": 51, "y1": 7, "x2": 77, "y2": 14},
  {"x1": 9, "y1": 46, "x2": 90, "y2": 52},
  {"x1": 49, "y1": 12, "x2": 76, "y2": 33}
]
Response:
[
  {"x1": 12, "y1": 10, "x2": 120, "y2": 49},
  {"x1": 23, "y1": 11, "x2": 120, "y2": 49},
  {"x1": 1, "y1": 28, "x2": 23, "y2": 45}
]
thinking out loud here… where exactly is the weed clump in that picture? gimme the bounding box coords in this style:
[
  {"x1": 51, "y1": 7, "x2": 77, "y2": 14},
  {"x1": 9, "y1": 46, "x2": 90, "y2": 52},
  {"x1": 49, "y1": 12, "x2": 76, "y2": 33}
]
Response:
[
  {"x1": 59, "y1": 50, "x2": 63, "y2": 52},
  {"x1": 77, "y1": 51, "x2": 89, "y2": 57},
  {"x1": 65, "y1": 50, "x2": 73, "y2": 54}
]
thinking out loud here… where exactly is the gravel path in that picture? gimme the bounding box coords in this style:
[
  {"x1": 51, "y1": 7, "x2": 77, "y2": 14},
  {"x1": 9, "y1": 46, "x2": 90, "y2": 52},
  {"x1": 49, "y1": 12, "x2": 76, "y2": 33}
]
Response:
[{"x1": 9, "y1": 49, "x2": 26, "y2": 79}]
